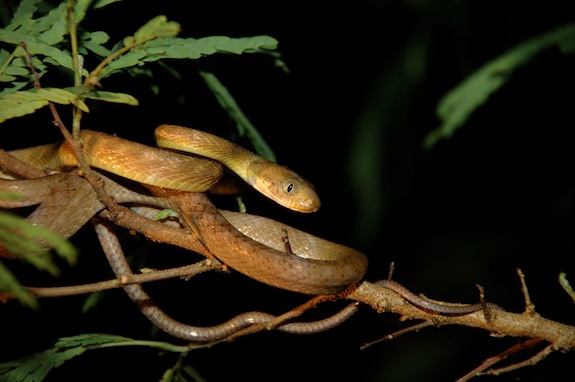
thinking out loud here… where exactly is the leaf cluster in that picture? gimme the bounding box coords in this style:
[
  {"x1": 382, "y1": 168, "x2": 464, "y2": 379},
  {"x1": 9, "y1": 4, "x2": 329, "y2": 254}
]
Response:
[
  {"x1": 0, "y1": 333, "x2": 201, "y2": 382},
  {"x1": 0, "y1": 0, "x2": 281, "y2": 311},
  {"x1": 0, "y1": 0, "x2": 280, "y2": 124},
  {"x1": 424, "y1": 22, "x2": 575, "y2": 149}
]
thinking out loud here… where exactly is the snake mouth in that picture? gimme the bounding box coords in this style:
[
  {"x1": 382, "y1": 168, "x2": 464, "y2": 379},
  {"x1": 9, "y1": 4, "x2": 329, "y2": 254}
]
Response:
[{"x1": 299, "y1": 197, "x2": 321, "y2": 213}]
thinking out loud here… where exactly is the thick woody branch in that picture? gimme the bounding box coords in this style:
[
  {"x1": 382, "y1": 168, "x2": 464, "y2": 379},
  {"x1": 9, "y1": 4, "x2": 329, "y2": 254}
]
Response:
[{"x1": 347, "y1": 280, "x2": 575, "y2": 350}]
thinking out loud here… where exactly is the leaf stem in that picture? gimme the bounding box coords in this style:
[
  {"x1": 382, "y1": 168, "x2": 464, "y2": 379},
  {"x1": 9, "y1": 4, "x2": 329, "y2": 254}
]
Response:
[
  {"x1": 93, "y1": 339, "x2": 207, "y2": 353},
  {"x1": 89, "y1": 35, "x2": 159, "y2": 80},
  {"x1": 65, "y1": 0, "x2": 82, "y2": 87}
]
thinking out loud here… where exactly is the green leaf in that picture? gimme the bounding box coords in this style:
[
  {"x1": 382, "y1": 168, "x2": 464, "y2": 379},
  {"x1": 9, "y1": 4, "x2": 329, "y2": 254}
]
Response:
[
  {"x1": 0, "y1": 347, "x2": 86, "y2": 382},
  {"x1": 424, "y1": 22, "x2": 575, "y2": 149},
  {"x1": 82, "y1": 40, "x2": 112, "y2": 57},
  {"x1": 81, "y1": 291, "x2": 105, "y2": 313},
  {"x1": 83, "y1": 90, "x2": 139, "y2": 105},
  {"x1": 4, "y1": 0, "x2": 42, "y2": 32},
  {"x1": 35, "y1": 2, "x2": 68, "y2": 44},
  {"x1": 93, "y1": 0, "x2": 123, "y2": 9},
  {"x1": 0, "y1": 261, "x2": 38, "y2": 309},
  {"x1": 0, "y1": 334, "x2": 197, "y2": 381},
  {"x1": 0, "y1": 90, "x2": 48, "y2": 123},
  {"x1": 559, "y1": 272, "x2": 575, "y2": 304},
  {"x1": 3, "y1": 66, "x2": 30, "y2": 77},
  {"x1": 105, "y1": 49, "x2": 148, "y2": 72},
  {"x1": 0, "y1": 334, "x2": 130, "y2": 380},
  {"x1": 72, "y1": 0, "x2": 97, "y2": 25},
  {"x1": 0, "y1": 210, "x2": 77, "y2": 270},
  {"x1": 133, "y1": 15, "x2": 181, "y2": 41},
  {"x1": 22, "y1": 1, "x2": 66, "y2": 36},
  {"x1": 0, "y1": 74, "x2": 16, "y2": 81},
  {"x1": 200, "y1": 70, "x2": 276, "y2": 161},
  {"x1": 181, "y1": 365, "x2": 207, "y2": 382},
  {"x1": 154, "y1": 209, "x2": 178, "y2": 221},
  {"x1": 0, "y1": 87, "x2": 93, "y2": 122},
  {"x1": 56, "y1": 333, "x2": 133, "y2": 348},
  {"x1": 89, "y1": 31, "x2": 111, "y2": 45},
  {"x1": 36, "y1": 87, "x2": 90, "y2": 112},
  {"x1": 0, "y1": 29, "x2": 74, "y2": 71},
  {"x1": 103, "y1": 35, "x2": 278, "y2": 77},
  {"x1": 6, "y1": 54, "x2": 46, "y2": 77}
]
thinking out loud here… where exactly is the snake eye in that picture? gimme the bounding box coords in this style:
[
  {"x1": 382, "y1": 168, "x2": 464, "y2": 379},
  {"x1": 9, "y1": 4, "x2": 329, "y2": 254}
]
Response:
[{"x1": 286, "y1": 182, "x2": 294, "y2": 193}]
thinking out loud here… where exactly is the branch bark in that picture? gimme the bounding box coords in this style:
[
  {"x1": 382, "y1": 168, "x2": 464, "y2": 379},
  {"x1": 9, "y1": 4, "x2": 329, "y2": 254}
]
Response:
[
  {"x1": 347, "y1": 280, "x2": 575, "y2": 351},
  {"x1": 2, "y1": 139, "x2": 574, "y2": 377}
]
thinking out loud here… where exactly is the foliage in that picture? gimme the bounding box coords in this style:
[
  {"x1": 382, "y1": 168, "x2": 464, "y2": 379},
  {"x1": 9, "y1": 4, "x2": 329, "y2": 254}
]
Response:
[
  {"x1": 0, "y1": 0, "x2": 283, "y2": 377},
  {"x1": 0, "y1": 333, "x2": 200, "y2": 382},
  {"x1": 1, "y1": 0, "x2": 573, "y2": 380},
  {"x1": 0, "y1": 0, "x2": 281, "y2": 316},
  {"x1": 0, "y1": 202, "x2": 77, "y2": 309},
  {"x1": 424, "y1": 22, "x2": 575, "y2": 149}
]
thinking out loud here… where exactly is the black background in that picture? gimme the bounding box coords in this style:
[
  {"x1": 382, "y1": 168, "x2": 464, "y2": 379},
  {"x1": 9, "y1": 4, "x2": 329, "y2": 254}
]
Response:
[{"x1": 2, "y1": 1, "x2": 575, "y2": 381}]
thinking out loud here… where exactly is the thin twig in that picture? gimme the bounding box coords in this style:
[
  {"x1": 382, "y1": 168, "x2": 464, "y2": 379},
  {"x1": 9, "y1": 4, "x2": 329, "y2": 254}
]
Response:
[
  {"x1": 517, "y1": 268, "x2": 536, "y2": 314},
  {"x1": 387, "y1": 261, "x2": 395, "y2": 280},
  {"x1": 455, "y1": 338, "x2": 543, "y2": 381},
  {"x1": 22, "y1": 259, "x2": 220, "y2": 298},
  {"x1": 19, "y1": 41, "x2": 120, "y2": 217},
  {"x1": 485, "y1": 342, "x2": 554, "y2": 376},
  {"x1": 226, "y1": 294, "x2": 338, "y2": 341},
  {"x1": 475, "y1": 284, "x2": 493, "y2": 321},
  {"x1": 19, "y1": 42, "x2": 41, "y2": 90},
  {"x1": 360, "y1": 320, "x2": 436, "y2": 350},
  {"x1": 0, "y1": 149, "x2": 47, "y2": 179}
]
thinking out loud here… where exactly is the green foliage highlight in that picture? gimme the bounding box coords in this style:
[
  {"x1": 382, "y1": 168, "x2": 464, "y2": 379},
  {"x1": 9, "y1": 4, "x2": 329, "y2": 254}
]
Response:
[
  {"x1": 424, "y1": 23, "x2": 575, "y2": 149},
  {"x1": 200, "y1": 70, "x2": 277, "y2": 161},
  {"x1": 82, "y1": 90, "x2": 139, "y2": 105},
  {"x1": 0, "y1": 334, "x2": 129, "y2": 382},
  {"x1": 132, "y1": 15, "x2": 181, "y2": 41},
  {"x1": 0, "y1": 0, "x2": 282, "y2": 378},
  {"x1": 0, "y1": 87, "x2": 91, "y2": 122},
  {"x1": 0, "y1": 333, "x2": 201, "y2": 382},
  {"x1": 0, "y1": 261, "x2": 39, "y2": 309},
  {"x1": 0, "y1": 211, "x2": 77, "y2": 269},
  {"x1": 559, "y1": 272, "x2": 575, "y2": 304},
  {"x1": 103, "y1": 34, "x2": 278, "y2": 78},
  {"x1": 0, "y1": 208, "x2": 78, "y2": 308},
  {"x1": 0, "y1": 346, "x2": 86, "y2": 382},
  {"x1": 0, "y1": 90, "x2": 48, "y2": 122},
  {"x1": 1, "y1": 1, "x2": 280, "y2": 129}
]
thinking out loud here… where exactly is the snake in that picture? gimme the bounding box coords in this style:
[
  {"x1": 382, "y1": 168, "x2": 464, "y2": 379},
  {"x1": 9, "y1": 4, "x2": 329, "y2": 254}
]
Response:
[
  {"x1": 1, "y1": 125, "x2": 367, "y2": 295},
  {"x1": 1, "y1": 125, "x2": 498, "y2": 319}
]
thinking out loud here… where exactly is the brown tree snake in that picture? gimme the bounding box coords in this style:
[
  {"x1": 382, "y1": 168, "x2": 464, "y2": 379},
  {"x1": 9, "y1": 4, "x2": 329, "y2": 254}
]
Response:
[{"x1": 0, "y1": 125, "x2": 499, "y2": 341}]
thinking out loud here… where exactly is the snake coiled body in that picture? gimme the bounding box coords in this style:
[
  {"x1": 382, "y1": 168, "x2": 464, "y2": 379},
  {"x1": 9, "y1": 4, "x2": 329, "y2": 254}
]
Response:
[{"x1": 1, "y1": 125, "x2": 368, "y2": 294}]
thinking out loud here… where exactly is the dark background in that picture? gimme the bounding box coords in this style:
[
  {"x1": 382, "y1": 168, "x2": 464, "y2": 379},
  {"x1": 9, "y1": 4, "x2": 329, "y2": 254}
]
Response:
[{"x1": 2, "y1": 1, "x2": 575, "y2": 381}]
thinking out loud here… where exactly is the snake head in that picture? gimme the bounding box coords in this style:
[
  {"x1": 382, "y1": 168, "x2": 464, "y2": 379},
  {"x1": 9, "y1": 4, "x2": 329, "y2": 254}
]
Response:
[{"x1": 247, "y1": 162, "x2": 321, "y2": 213}]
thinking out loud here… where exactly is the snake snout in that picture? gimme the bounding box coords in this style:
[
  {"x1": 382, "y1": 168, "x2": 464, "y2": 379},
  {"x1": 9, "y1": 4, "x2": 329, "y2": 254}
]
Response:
[{"x1": 299, "y1": 196, "x2": 321, "y2": 213}]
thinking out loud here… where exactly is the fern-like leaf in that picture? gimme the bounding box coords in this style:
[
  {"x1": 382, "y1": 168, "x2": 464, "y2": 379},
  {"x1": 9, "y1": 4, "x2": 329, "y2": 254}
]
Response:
[
  {"x1": 0, "y1": 88, "x2": 90, "y2": 123},
  {"x1": 103, "y1": 35, "x2": 278, "y2": 78},
  {"x1": 83, "y1": 90, "x2": 139, "y2": 105},
  {"x1": 424, "y1": 22, "x2": 575, "y2": 149}
]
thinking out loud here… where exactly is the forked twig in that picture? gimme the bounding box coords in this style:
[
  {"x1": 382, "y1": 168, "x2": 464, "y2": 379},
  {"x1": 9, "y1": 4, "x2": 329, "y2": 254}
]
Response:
[
  {"x1": 484, "y1": 342, "x2": 554, "y2": 376},
  {"x1": 455, "y1": 338, "x2": 543, "y2": 381},
  {"x1": 360, "y1": 320, "x2": 436, "y2": 350}
]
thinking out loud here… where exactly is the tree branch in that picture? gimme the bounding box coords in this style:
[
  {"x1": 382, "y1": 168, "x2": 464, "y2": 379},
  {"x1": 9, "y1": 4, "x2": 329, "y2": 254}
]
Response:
[
  {"x1": 23, "y1": 259, "x2": 221, "y2": 298},
  {"x1": 347, "y1": 280, "x2": 575, "y2": 351}
]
